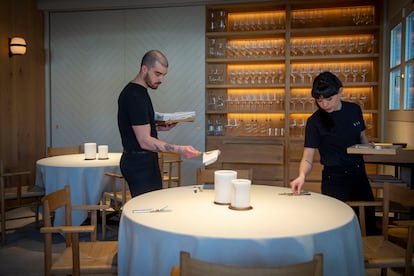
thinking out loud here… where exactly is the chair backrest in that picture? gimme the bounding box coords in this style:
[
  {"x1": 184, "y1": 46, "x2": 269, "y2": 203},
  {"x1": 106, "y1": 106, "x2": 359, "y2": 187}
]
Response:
[
  {"x1": 383, "y1": 182, "x2": 414, "y2": 276},
  {"x1": 196, "y1": 168, "x2": 253, "y2": 186},
  {"x1": 104, "y1": 172, "x2": 130, "y2": 207},
  {"x1": 175, "y1": 251, "x2": 323, "y2": 276},
  {"x1": 47, "y1": 145, "x2": 82, "y2": 157},
  {"x1": 382, "y1": 182, "x2": 414, "y2": 239},
  {"x1": 1, "y1": 160, "x2": 41, "y2": 244},
  {"x1": 42, "y1": 185, "x2": 73, "y2": 243},
  {"x1": 159, "y1": 152, "x2": 182, "y2": 188}
]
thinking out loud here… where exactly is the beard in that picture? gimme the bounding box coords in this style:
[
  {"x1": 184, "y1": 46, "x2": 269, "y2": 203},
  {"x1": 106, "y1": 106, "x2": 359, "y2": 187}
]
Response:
[{"x1": 144, "y1": 74, "x2": 161, "y2": 89}]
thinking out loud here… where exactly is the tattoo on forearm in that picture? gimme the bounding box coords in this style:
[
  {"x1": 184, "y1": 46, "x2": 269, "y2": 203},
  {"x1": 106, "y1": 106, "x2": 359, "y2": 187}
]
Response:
[
  {"x1": 304, "y1": 159, "x2": 313, "y2": 166},
  {"x1": 154, "y1": 144, "x2": 162, "y2": 152},
  {"x1": 164, "y1": 144, "x2": 174, "y2": 152}
]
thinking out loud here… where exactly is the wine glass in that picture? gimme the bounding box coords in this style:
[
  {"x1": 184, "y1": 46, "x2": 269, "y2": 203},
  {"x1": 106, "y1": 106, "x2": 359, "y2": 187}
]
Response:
[
  {"x1": 360, "y1": 65, "x2": 369, "y2": 82},
  {"x1": 359, "y1": 93, "x2": 367, "y2": 109},
  {"x1": 289, "y1": 118, "x2": 297, "y2": 137},
  {"x1": 298, "y1": 117, "x2": 306, "y2": 137},
  {"x1": 342, "y1": 64, "x2": 351, "y2": 82},
  {"x1": 290, "y1": 67, "x2": 298, "y2": 84},
  {"x1": 351, "y1": 65, "x2": 360, "y2": 82},
  {"x1": 319, "y1": 39, "x2": 327, "y2": 55}
]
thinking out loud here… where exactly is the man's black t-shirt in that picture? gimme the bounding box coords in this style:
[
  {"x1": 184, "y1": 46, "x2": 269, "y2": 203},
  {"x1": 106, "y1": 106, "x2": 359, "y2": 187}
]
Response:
[{"x1": 117, "y1": 82, "x2": 158, "y2": 152}]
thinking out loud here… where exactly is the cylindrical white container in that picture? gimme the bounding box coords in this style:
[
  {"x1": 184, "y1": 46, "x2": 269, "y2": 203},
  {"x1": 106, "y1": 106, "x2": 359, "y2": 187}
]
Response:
[
  {"x1": 230, "y1": 179, "x2": 252, "y2": 210},
  {"x1": 84, "y1": 143, "x2": 97, "y2": 160},
  {"x1": 214, "y1": 170, "x2": 237, "y2": 205},
  {"x1": 98, "y1": 145, "x2": 109, "y2": 159}
]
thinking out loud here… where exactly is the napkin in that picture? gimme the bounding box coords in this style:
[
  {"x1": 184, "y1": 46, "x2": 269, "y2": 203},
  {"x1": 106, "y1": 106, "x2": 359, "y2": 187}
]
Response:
[
  {"x1": 203, "y1": 149, "x2": 221, "y2": 166},
  {"x1": 154, "y1": 111, "x2": 196, "y2": 121}
]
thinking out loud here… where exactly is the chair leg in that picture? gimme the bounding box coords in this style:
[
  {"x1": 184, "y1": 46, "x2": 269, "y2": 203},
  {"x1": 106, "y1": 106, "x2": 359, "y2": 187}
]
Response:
[
  {"x1": 1, "y1": 181, "x2": 6, "y2": 245},
  {"x1": 102, "y1": 209, "x2": 107, "y2": 240}
]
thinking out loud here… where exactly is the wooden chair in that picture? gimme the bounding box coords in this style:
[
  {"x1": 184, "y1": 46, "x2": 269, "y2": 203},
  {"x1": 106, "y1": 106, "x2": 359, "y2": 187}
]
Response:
[
  {"x1": 101, "y1": 172, "x2": 131, "y2": 239},
  {"x1": 0, "y1": 160, "x2": 44, "y2": 244},
  {"x1": 159, "y1": 152, "x2": 182, "y2": 188},
  {"x1": 41, "y1": 185, "x2": 117, "y2": 276},
  {"x1": 170, "y1": 251, "x2": 323, "y2": 276},
  {"x1": 196, "y1": 168, "x2": 253, "y2": 187},
  {"x1": 347, "y1": 182, "x2": 414, "y2": 276},
  {"x1": 47, "y1": 145, "x2": 82, "y2": 157}
]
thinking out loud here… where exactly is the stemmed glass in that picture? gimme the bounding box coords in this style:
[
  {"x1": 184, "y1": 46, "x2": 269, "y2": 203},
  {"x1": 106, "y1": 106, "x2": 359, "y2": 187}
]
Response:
[
  {"x1": 359, "y1": 93, "x2": 367, "y2": 109},
  {"x1": 307, "y1": 65, "x2": 314, "y2": 83},
  {"x1": 290, "y1": 67, "x2": 298, "y2": 84},
  {"x1": 299, "y1": 66, "x2": 307, "y2": 83},
  {"x1": 360, "y1": 65, "x2": 369, "y2": 82},
  {"x1": 289, "y1": 118, "x2": 297, "y2": 137},
  {"x1": 298, "y1": 96, "x2": 306, "y2": 111},
  {"x1": 351, "y1": 65, "x2": 360, "y2": 82},
  {"x1": 299, "y1": 40, "x2": 308, "y2": 56},
  {"x1": 342, "y1": 64, "x2": 351, "y2": 82},
  {"x1": 306, "y1": 97, "x2": 315, "y2": 111},
  {"x1": 319, "y1": 39, "x2": 327, "y2": 55},
  {"x1": 347, "y1": 38, "x2": 356, "y2": 54},
  {"x1": 349, "y1": 93, "x2": 358, "y2": 103},
  {"x1": 298, "y1": 118, "x2": 306, "y2": 137},
  {"x1": 337, "y1": 39, "x2": 346, "y2": 54},
  {"x1": 277, "y1": 68, "x2": 285, "y2": 84},
  {"x1": 290, "y1": 96, "x2": 299, "y2": 111}
]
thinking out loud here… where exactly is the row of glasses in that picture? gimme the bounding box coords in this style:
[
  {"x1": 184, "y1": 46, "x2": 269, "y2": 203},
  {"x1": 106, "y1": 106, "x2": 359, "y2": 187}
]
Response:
[
  {"x1": 207, "y1": 116, "x2": 226, "y2": 136},
  {"x1": 208, "y1": 10, "x2": 227, "y2": 32},
  {"x1": 229, "y1": 67, "x2": 284, "y2": 86},
  {"x1": 229, "y1": 11, "x2": 285, "y2": 32},
  {"x1": 291, "y1": 63, "x2": 372, "y2": 84},
  {"x1": 207, "y1": 94, "x2": 225, "y2": 111},
  {"x1": 226, "y1": 39, "x2": 285, "y2": 58},
  {"x1": 289, "y1": 117, "x2": 308, "y2": 137},
  {"x1": 292, "y1": 6, "x2": 375, "y2": 28},
  {"x1": 342, "y1": 93, "x2": 370, "y2": 109},
  {"x1": 207, "y1": 65, "x2": 226, "y2": 84},
  {"x1": 225, "y1": 116, "x2": 285, "y2": 137},
  {"x1": 290, "y1": 95, "x2": 315, "y2": 112},
  {"x1": 290, "y1": 35, "x2": 376, "y2": 56},
  {"x1": 226, "y1": 93, "x2": 285, "y2": 113},
  {"x1": 290, "y1": 64, "x2": 322, "y2": 84}
]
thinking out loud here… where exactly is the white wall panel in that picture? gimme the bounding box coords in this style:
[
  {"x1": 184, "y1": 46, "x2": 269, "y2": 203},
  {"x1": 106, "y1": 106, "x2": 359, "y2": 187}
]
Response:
[{"x1": 49, "y1": 6, "x2": 205, "y2": 184}]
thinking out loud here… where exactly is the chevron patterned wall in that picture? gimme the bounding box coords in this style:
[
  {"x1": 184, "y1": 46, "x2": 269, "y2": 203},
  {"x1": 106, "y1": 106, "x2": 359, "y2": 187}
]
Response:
[{"x1": 48, "y1": 6, "x2": 205, "y2": 184}]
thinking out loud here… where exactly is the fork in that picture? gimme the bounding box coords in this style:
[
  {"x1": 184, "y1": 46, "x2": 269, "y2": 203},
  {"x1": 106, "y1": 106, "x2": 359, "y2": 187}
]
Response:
[{"x1": 132, "y1": 205, "x2": 168, "y2": 213}]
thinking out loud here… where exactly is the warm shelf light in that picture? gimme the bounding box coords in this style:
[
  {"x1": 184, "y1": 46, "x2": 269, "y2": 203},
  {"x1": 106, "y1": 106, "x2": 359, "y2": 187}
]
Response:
[{"x1": 9, "y1": 37, "x2": 27, "y2": 57}]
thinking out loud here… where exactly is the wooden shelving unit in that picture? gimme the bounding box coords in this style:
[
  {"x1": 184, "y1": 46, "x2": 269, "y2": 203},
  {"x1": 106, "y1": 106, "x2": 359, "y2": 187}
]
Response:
[{"x1": 205, "y1": 0, "x2": 382, "y2": 186}]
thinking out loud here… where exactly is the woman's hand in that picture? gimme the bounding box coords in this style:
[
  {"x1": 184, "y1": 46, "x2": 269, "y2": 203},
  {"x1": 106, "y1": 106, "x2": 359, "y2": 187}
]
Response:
[{"x1": 290, "y1": 176, "x2": 305, "y2": 194}]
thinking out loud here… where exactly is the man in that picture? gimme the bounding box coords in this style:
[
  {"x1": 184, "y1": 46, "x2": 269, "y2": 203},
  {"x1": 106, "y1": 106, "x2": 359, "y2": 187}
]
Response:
[{"x1": 118, "y1": 49, "x2": 201, "y2": 197}]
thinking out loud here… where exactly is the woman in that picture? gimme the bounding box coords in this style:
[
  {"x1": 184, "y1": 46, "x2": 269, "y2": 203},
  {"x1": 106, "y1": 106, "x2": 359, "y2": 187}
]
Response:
[{"x1": 290, "y1": 71, "x2": 377, "y2": 235}]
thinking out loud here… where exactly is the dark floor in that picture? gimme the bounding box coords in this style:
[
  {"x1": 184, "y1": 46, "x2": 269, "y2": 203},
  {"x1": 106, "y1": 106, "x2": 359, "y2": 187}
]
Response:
[
  {"x1": 0, "y1": 207, "x2": 119, "y2": 276},
  {"x1": 0, "y1": 207, "x2": 406, "y2": 276}
]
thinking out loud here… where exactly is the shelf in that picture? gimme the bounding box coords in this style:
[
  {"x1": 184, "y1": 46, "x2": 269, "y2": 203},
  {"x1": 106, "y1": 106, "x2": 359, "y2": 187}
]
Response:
[
  {"x1": 206, "y1": 57, "x2": 285, "y2": 64},
  {"x1": 290, "y1": 25, "x2": 380, "y2": 35},
  {"x1": 205, "y1": 1, "x2": 381, "y2": 185},
  {"x1": 206, "y1": 30, "x2": 285, "y2": 38},
  {"x1": 290, "y1": 53, "x2": 379, "y2": 61}
]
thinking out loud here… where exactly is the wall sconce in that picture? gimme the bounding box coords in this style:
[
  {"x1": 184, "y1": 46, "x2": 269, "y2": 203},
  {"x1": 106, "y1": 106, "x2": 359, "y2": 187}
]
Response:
[{"x1": 9, "y1": 37, "x2": 27, "y2": 57}]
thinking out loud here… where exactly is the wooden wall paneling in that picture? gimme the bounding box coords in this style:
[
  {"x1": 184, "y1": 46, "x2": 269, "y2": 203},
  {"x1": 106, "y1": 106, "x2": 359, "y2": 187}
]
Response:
[{"x1": 0, "y1": 0, "x2": 45, "y2": 183}]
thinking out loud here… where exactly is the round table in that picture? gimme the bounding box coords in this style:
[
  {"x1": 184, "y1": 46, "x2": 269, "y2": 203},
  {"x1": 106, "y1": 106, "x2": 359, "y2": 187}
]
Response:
[
  {"x1": 118, "y1": 185, "x2": 364, "y2": 276},
  {"x1": 36, "y1": 153, "x2": 122, "y2": 226}
]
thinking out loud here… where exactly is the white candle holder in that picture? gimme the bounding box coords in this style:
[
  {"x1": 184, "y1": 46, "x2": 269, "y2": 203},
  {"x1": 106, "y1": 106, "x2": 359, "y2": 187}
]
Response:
[
  {"x1": 229, "y1": 179, "x2": 252, "y2": 211},
  {"x1": 84, "y1": 143, "x2": 97, "y2": 160},
  {"x1": 98, "y1": 145, "x2": 109, "y2": 159},
  {"x1": 214, "y1": 170, "x2": 237, "y2": 205}
]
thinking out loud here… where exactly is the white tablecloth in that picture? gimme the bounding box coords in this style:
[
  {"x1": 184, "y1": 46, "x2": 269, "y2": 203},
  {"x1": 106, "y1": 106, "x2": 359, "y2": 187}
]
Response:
[
  {"x1": 36, "y1": 153, "x2": 122, "y2": 226},
  {"x1": 118, "y1": 185, "x2": 364, "y2": 276}
]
